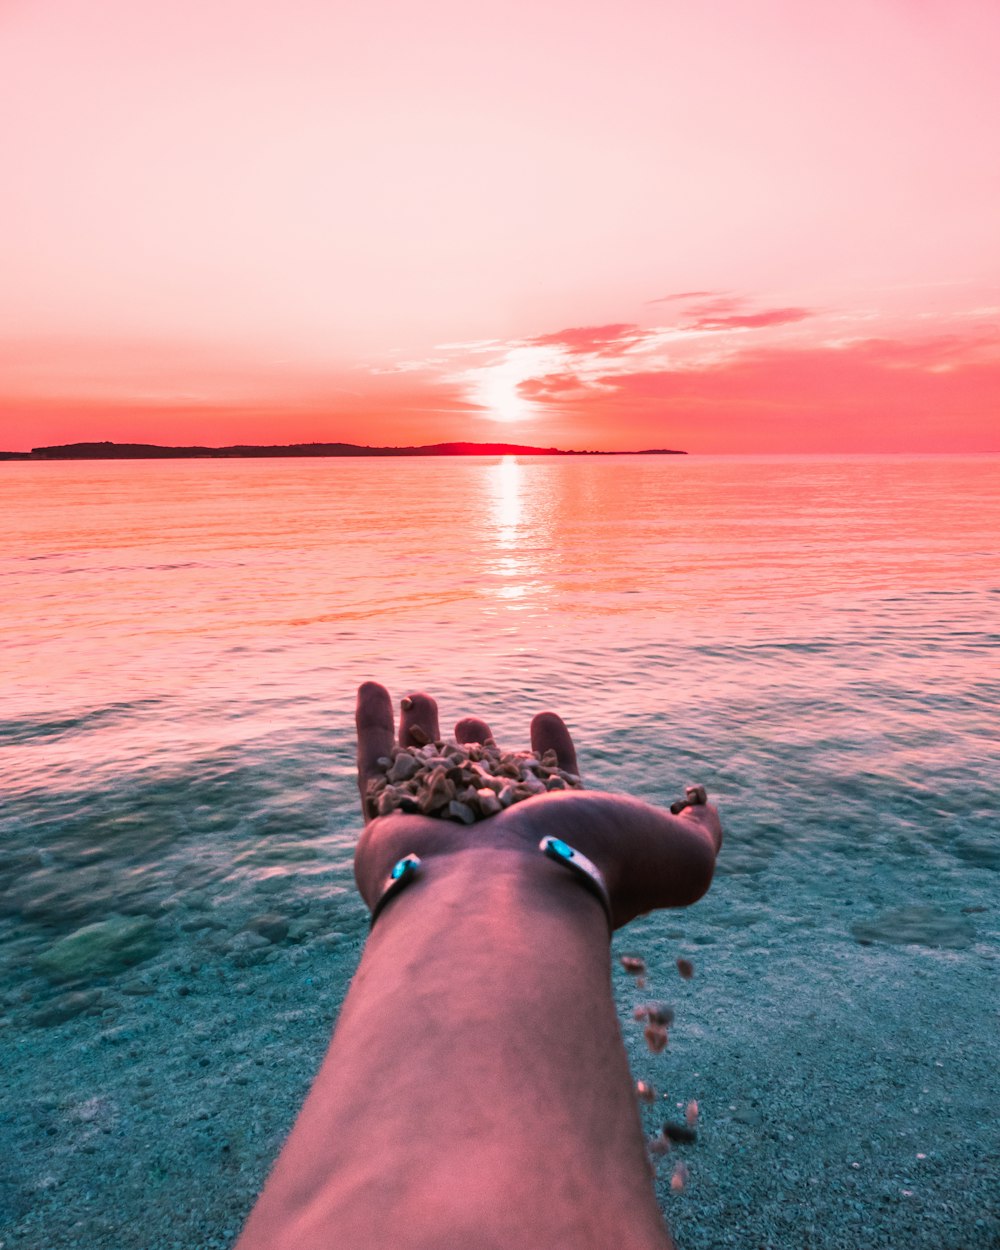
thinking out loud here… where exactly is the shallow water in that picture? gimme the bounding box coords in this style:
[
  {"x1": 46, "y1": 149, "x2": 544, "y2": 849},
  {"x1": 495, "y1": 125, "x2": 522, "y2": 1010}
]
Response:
[{"x1": 1, "y1": 454, "x2": 998, "y2": 1247}]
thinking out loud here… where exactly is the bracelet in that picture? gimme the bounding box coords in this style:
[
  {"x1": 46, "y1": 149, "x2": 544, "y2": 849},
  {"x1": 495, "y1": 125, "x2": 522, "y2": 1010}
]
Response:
[{"x1": 368, "y1": 839, "x2": 613, "y2": 931}]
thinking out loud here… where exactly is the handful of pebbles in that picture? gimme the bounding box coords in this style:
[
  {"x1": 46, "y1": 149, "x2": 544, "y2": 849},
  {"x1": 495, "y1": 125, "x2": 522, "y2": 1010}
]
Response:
[{"x1": 366, "y1": 732, "x2": 584, "y2": 823}]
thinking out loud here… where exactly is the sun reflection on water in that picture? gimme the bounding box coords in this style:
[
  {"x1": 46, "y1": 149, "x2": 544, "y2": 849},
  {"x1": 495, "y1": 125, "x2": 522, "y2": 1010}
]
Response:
[{"x1": 485, "y1": 456, "x2": 536, "y2": 609}]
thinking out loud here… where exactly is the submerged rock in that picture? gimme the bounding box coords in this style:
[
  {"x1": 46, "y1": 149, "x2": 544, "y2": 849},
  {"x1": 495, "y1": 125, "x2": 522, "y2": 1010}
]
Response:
[
  {"x1": 34, "y1": 915, "x2": 159, "y2": 983},
  {"x1": 850, "y1": 905, "x2": 976, "y2": 950}
]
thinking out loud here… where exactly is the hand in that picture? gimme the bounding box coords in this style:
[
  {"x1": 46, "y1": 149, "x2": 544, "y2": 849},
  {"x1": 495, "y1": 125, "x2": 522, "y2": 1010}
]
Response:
[{"x1": 354, "y1": 682, "x2": 722, "y2": 930}]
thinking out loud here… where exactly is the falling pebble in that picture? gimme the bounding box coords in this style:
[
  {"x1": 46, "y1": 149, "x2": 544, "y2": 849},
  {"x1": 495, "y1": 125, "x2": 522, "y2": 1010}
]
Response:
[
  {"x1": 636, "y1": 1081, "x2": 657, "y2": 1104},
  {"x1": 644, "y1": 1024, "x2": 668, "y2": 1054},
  {"x1": 685, "y1": 1100, "x2": 699, "y2": 1127},
  {"x1": 850, "y1": 1162, "x2": 860, "y2": 1169},
  {"x1": 916, "y1": 1153, "x2": 926, "y2": 1160},
  {"x1": 670, "y1": 1162, "x2": 689, "y2": 1192},
  {"x1": 676, "y1": 958, "x2": 695, "y2": 980},
  {"x1": 648, "y1": 1133, "x2": 671, "y2": 1157},
  {"x1": 621, "y1": 955, "x2": 646, "y2": 976}
]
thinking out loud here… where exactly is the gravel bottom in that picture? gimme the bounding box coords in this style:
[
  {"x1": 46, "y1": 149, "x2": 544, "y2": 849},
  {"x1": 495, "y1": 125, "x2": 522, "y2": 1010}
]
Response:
[{"x1": 1, "y1": 851, "x2": 996, "y2": 1250}]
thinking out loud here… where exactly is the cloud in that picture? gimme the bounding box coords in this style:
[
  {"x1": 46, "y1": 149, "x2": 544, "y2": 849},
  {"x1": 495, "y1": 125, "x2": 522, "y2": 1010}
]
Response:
[
  {"x1": 528, "y1": 328, "x2": 1000, "y2": 451},
  {"x1": 646, "y1": 290, "x2": 720, "y2": 304},
  {"x1": 528, "y1": 323, "x2": 646, "y2": 355},
  {"x1": 684, "y1": 306, "x2": 813, "y2": 331}
]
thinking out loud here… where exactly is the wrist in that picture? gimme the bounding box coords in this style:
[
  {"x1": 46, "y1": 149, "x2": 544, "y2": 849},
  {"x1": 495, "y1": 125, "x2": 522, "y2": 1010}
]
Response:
[{"x1": 363, "y1": 841, "x2": 614, "y2": 949}]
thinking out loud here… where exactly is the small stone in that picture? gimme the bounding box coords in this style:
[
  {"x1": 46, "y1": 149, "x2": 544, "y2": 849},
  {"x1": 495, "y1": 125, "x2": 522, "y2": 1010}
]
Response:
[
  {"x1": 477, "y1": 789, "x2": 502, "y2": 815},
  {"x1": 244, "y1": 913, "x2": 289, "y2": 944},
  {"x1": 28, "y1": 989, "x2": 104, "y2": 1028},
  {"x1": 670, "y1": 1162, "x2": 689, "y2": 1192},
  {"x1": 35, "y1": 915, "x2": 159, "y2": 983},
  {"x1": 375, "y1": 756, "x2": 392, "y2": 770},
  {"x1": 636, "y1": 1001, "x2": 674, "y2": 1027},
  {"x1": 648, "y1": 1133, "x2": 671, "y2": 1157},
  {"x1": 636, "y1": 1081, "x2": 657, "y2": 1104},
  {"x1": 676, "y1": 958, "x2": 695, "y2": 980},
  {"x1": 685, "y1": 1100, "x2": 699, "y2": 1127},
  {"x1": 447, "y1": 801, "x2": 476, "y2": 825},
  {"x1": 620, "y1": 955, "x2": 646, "y2": 976},
  {"x1": 644, "y1": 1024, "x2": 668, "y2": 1054},
  {"x1": 387, "y1": 754, "x2": 421, "y2": 783}
]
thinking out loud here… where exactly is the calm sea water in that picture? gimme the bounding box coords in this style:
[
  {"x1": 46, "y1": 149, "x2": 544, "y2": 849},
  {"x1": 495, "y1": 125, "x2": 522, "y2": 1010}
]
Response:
[
  {"x1": 1, "y1": 453, "x2": 998, "y2": 1247},
  {"x1": 2, "y1": 454, "x2": 997, "y2": 935}
]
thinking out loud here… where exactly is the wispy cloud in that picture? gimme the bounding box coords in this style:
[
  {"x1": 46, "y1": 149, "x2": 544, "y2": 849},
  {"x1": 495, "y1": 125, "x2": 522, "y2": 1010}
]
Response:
[{"x1": 646, "y1": 290, "x2": 720, "y2": 304}]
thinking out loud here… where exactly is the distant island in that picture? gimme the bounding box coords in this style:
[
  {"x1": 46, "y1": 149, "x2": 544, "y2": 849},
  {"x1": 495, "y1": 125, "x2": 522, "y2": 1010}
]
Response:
[{"x1": 1, "y1": 440, "x2": 685, "y2": 461}]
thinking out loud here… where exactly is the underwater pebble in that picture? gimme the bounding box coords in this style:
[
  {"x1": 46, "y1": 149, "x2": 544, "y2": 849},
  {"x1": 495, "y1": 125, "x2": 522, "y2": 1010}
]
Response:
[
  {"x1": 34, "y1": 915, "x2": 159, "y2": 983},
  {"x1": 685, "y1": 1099, "x2": 699, "y2": 1127},
  {"x1": 670, "y1": 1162, "x2": 689, "y2": 1192},
  {"x1": 27, "y1": 989, "x2": 104, "y2": 1028},
  {"x1": 676, "y1": 958, "x2": 695, "y2": 980},
  {"x1": 244, "y1": 914, "x2": 289, "y2": 944}
]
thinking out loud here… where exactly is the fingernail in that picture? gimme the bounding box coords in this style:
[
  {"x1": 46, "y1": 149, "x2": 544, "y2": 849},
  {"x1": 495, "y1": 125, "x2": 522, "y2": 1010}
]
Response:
[{"x1": 401, "y1": 696, "x2": 413, "y2": 711}]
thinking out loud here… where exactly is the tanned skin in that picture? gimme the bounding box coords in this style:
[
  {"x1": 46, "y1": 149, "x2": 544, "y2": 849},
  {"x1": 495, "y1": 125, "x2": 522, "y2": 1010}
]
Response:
[{"x1": 235, "y1": 683, "x2": 723, "y2": 1250}]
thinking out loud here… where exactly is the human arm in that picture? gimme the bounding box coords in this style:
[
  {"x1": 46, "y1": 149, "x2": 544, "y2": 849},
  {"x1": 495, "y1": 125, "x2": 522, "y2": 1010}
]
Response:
[{"x1": 235, "y1": 684, "x2": 722, "y2": 1250}]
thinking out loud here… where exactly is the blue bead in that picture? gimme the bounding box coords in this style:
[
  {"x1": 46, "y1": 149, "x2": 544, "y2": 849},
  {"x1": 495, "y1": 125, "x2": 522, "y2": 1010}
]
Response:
[
  {"x1": 391, "y1": 859, "x2": 409, "y2": 879},
  {"x1": 549, "y1": 838, "x2": 574, "y2": 859}
]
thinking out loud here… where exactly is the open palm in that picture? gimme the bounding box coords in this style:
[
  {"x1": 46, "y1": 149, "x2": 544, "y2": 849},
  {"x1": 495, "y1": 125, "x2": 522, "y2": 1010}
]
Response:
[{"x1": 354, "y1": 683, "x2": 722, "y2": 930}]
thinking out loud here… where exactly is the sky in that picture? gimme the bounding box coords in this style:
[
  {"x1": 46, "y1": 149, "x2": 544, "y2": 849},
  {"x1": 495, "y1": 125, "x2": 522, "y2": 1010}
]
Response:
[{"x1": 1, "y1": 0, "x2": 998, "y2": 453}]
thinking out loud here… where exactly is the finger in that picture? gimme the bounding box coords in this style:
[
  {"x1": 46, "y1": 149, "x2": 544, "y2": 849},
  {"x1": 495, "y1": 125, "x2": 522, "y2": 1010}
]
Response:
[
  {"x1": 681, "y1": 801, "x2": 723, "y2": 856},
  {"x1": 454, "y1": 716, "x2": 495, "y2": 747},
  {"x1": 399, "y1": 691, "x2": 441, "y2": 747},
  {"x1": 530, "y1": 711, "x2": 579, "y2": 776},
  {"x1": 356, "y1": 682, "x2": 395, "y2": 818}
]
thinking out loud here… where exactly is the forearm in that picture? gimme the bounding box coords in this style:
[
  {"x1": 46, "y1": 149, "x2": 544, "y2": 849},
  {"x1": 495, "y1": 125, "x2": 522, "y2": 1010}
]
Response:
[{"x1": 237, "y1": 847, "x2": 671, "y2": 1250}]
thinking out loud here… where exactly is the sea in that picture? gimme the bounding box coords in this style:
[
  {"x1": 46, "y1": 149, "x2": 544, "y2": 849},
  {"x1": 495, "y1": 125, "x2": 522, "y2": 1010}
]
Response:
[{"x1": 1, "y1": 453, "x2": 998, "y2": 1249}]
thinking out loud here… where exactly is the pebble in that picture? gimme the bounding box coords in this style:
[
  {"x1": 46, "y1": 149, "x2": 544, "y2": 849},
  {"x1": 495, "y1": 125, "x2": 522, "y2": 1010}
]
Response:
[
  {"x1": 636, "y1": 1080, "x2": 658, "y2": 1104},
  {"x1": 244, "y1": 914, "x2": 289, "y2": 944},
  {"x1": 369, "y1": 740, "x2": 584, "y2": 823},
  {"x1": 620, "y1": 955, "x2": 646, "y2": 976},
  {"x1": 635, "y1": 1001, "x2": 674, "y2": 1027},
  {"x1": 644, "y1": 1023, "x2": 669, "y2": 1054},
  {"x1": 676, "y1": 958, "x2": 695, "y2": 980},
  {"x1": 34, "y1": 915, "x2": 159, "y2": 983},
  {"x1": 670, "y1": 1161, "x2": 689, "y2": 1192}
]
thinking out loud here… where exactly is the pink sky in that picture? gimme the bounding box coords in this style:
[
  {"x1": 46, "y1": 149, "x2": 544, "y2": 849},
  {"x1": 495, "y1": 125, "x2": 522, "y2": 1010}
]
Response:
[{"x1": 1, "y1": 0, "x2": 998, "y2": 452}]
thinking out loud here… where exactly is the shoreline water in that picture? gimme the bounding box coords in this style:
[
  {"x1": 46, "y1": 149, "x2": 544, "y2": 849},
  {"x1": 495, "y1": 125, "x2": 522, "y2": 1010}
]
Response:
[{"x1": 2, "y1": 454, "x2": 996, "y2": 1247}]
